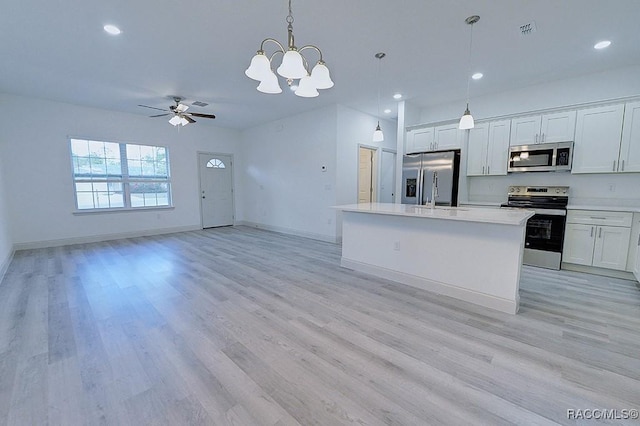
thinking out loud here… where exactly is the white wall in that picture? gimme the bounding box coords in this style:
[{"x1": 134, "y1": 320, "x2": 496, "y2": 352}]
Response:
[
  {"x1": 0, "y1": 156, "x2": 13, "y2": 277},
  {"x1": 238, "y1": 105, "x2": 339, "y2": 242},
  {"x1": 413, "y1": 65, "x2": 640, "y2": 205},
  {"x1": 0, "y1": 93, "x2": 241, "y2": 248},
  {"x1": 238, "y1": 104, "x2": 397, "y2": 242},
  {"x1": 336, "y1": 105, "x2": 397, "y2": 236}
]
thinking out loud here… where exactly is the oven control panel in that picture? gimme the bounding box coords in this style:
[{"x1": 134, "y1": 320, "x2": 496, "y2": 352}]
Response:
[{"x1": 508, "y1": 186, "x2": 569, "y2": 197}]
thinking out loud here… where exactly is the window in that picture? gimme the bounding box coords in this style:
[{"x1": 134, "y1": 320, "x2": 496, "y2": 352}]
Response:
[
  {"x1": 70, "y1": 138, "x2": 171, "y2": 210},
  {"x1": 206, "y1": 158, "x2": 226, "y2": 168}
]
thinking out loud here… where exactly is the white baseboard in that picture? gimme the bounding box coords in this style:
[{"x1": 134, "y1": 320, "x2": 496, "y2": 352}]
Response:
[
  {"x1": 0, "y1": 248, "x2": 15, "y2": 282},
  {"x1": 237, "y1": 221, "x2": 339, "y2": 244},
  {"x1": 561, "y1": 262, "x2": 636, "y2": 281},
  {"x1": 13, "y1": 225, "x2": 202, "y2": 250},
  {"x1": 341, "y1": 257, "x2": 519, "y2": 315}
]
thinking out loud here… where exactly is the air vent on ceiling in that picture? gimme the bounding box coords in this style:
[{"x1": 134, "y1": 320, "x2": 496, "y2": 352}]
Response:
[
  {"x1": 519, "y1": 21, "x2": 537, "y2": 36},
  {"x1": 192, "y1": 101, "x2": 209, "y2": 107}
]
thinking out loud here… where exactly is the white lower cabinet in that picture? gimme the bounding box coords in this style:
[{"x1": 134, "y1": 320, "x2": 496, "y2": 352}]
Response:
[{"x1": 563, "y1": 210, "x2": 632, "y2": 271}]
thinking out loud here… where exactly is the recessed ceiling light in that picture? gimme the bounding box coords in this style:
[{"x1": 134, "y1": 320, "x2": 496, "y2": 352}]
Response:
[
  {"x1": 103, "y1": 24, "x2": 121, "y2": 35},
  {"x1": 393, "y1": 93, "x2": 402, "y2": 100},
  {"x1": 594, "y1": 40, "x2": 611, "y2": 50},
  {"x1": 472, "y1": 72, "x2": 483, "y2": 80},
  {"x1": 384, "y1": 109, "x2": 391, "y2": 114}
]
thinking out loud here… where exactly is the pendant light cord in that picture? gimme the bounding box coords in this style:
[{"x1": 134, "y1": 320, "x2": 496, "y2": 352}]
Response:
[
  {"x1": 375, "y1": 52, "x2": 385, "y2": 125},
  {"x1": 465, "y1": 21, "x2": 474, "y2": 106}
]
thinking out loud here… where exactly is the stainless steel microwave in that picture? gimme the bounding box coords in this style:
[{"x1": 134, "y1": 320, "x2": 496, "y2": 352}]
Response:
[{"x1": 508, "y1": 141, "x2": 573, "y2": 172}]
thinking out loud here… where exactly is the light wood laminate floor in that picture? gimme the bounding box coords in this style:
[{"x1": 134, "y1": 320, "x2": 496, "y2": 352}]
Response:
[{"x1": 1, "y1": 226, "x2": 639, "y2": 425}]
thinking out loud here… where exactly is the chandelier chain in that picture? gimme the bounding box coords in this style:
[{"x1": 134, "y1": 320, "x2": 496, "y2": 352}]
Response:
[{"x1": 286, "y1": 0, "x2": 294, "y2": 24}]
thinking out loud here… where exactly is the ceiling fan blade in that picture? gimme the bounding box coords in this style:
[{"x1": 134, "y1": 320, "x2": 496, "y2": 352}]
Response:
[
  {"x1": 187, "y1": 112, "x2": 216, "y2": 119},
  {"x1": 138, "y1": 104, "x2": 168, "y2": 112},
  {"x1": 184, "y1": 115, "x2": 196, "y2": 124},
  {"x1": 149, "y1": 113, "x2": 170, "y2": 118},
  {"x1": 175, "y1": 103, "x2": 189, "y2": 113}
]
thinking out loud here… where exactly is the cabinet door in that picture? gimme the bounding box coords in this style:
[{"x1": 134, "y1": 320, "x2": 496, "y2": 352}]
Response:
[
  {"x1": 592, "y1": 226, "x2": 631, "y2": 270},
  {"x1": 619, "y1": 101, "x2": 640, "y2": 173},
  {"x1": 541, "y1": 111, "x2": 576, "y2": 143},
  {"x1": 407, "y1": 128, "x2": 434, "y2": 153},
  {"x1": 466, "y1": 123, "x2": 489, "y2": 176},
  {"x1": 486, "y1": 120, "x2": 511, "y2": 175},
  {"x1": 510, "y1": 115, "x2": 542, "y2": 146},
  {"x1": 563, "y1": 223, "x2": 596, "y2": 266},
  {"x1": 572, "y1": 104, "x2": 625, "y2": 174},
  {"x1": 434, "y1": 124, "x2": 460, "y2": 151}
]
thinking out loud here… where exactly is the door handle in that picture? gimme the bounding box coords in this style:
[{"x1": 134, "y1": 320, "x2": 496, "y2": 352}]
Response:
[{"x1": 590, "y1": 226, "x2": 594, "y2": 237}]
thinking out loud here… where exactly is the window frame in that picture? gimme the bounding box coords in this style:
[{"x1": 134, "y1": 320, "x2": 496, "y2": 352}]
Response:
[{"x1": 69, "y1": 138, "x2": 173, "y2": 213}]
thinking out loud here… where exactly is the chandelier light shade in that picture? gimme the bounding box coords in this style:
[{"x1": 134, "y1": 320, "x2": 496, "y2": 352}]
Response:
[
  {"x1": 459, "y1": 15, "x2": 480, "y2": 130},
  {"x1": 245, "y1": 0, "x2": 333, "y2": 97}
]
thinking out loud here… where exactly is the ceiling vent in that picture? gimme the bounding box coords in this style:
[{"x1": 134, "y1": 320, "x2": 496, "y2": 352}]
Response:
[
  {"x1": 519, "y1": 21, "x2": 537, "y2": 36},
  {"x1": 192, "y1": 101, "x2": 209, "y2": 107}
]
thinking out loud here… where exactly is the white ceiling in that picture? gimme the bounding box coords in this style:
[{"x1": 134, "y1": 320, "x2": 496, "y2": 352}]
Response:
[{"x1": 2, "y1": 0, "x2": 640, "y2": 129}]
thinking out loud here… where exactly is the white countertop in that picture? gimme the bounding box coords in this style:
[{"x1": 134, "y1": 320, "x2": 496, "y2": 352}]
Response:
[
  {"x1": 334, "y1": 203, "x2": 534, "y2": 226},
  {"x1": 567, "y1": 204, "x2": 640, "y2": 213}
]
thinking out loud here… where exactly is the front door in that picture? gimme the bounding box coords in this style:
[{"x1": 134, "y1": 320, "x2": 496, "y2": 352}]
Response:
[{"x1": 198, "y1": 153, "x2": 234, "y2": 228}]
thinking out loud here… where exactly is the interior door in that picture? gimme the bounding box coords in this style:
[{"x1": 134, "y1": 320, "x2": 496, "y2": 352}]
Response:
[
  {"x1": 358, "y1": 147, "x2": 376, "y2": 203},
  {"x1": 198, "y1": 153, "x2": 234, "y2": 228},
  {"x1": 379, "y1": 150, "x2": 396, "y2": 203}
]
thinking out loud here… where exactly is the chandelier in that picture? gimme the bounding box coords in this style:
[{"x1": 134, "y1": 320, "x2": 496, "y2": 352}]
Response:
[{"x1": 244, "y1": 0, "x2": 334, "y2": 97}]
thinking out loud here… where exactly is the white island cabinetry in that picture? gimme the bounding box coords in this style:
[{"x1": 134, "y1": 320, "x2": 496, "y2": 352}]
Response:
[{"x1": 335, "y1": 203, "x2": 534, "y2": 314}]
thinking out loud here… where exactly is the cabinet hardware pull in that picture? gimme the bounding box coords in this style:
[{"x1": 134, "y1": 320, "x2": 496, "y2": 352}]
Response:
[
  {"x1": 542, "y1": 133, "x2": 545, "y2": 143},
  {"x1": 487, "y1": 165, "x2": 490, "y2": 174},
  {"x1": 622, "y1": 160, "x2": 625, "y2": 171},
  {"x1": 535, "y1": 134, "x2": 538, "y2": 144},
  {"x1": 599, "y1": 228, "x2": 602, "y2": 239},
  {"x1": 482, "y1": 166, "x2": 485, "y2": 175},
  {"x1": 590, "y1": 227, "x2": 594, "y2": 237},
  {"x1": 613, "y1": 160, "x2": 616, "y2": 171},
  {"x1": 589, "y1": 217, "x2": 607, "y2": 220}
]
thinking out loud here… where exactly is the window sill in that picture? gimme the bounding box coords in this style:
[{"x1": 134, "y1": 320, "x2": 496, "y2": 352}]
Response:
[{"x1": 72, "y1": 206, "x2": 175, "y2": 216}]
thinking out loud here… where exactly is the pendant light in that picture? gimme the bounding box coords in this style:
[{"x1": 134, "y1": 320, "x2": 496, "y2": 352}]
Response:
[
  {"x1": 459, "y1": 15, "x2": 480, "y2": 130},
  {"x1": 373, "y1": 52, "x2": 385, "y2": 142}
]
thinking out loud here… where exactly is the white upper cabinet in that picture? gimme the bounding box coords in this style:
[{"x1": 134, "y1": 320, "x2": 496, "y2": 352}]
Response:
[
  {"x1": 509, "y1": 111, "x2": 576, "y2": 146},
  {"x1": 433, "y1": 124, "x2": 461, "y2": 151},
  {"x1": 466, "y1": 120, "x2": 510, "y2": 176},
  {"x1": 406, "y1": 124, "x2": 460, "y2": 154},
  {"x1": 619, "y1": 101, "x2": 640, "y2": 172},
  {"x1": 406, "y1": 127, "x2": 434, "y2": 154},
  {"x1": 572, "y1": 104, "x2": 625, "y2": 174}
]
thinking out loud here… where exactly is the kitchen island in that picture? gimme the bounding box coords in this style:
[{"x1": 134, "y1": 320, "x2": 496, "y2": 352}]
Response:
[{"x1": 335, "y1": 203, "x2": 534, "y2": 314}]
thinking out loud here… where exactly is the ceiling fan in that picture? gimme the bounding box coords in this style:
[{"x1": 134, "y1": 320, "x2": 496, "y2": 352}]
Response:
[{"x1": 138, "y1": 97, "x2": 216, "y2": 126}]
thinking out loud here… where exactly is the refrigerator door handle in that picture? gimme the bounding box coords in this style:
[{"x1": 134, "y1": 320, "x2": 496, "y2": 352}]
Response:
[{"x1": 416, "y1": 168, "x2": 423, "y2": 205}]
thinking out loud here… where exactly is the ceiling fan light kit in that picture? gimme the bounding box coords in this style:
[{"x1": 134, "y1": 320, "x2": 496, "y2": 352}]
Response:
[
  {"x1": 245, "y1": 0, "x2": 333, "y2": 97},
  {"x1": 138, "y1": 97, "x2": 216, "y2": 127}
]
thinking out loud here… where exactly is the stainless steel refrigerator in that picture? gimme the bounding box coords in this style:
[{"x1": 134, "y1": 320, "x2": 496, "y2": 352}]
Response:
[{"x1": 401, "y1": 150, "x2": 460, "y2": 206}]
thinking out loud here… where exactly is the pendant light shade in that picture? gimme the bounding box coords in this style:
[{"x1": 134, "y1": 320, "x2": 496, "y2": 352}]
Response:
[
  {"x1": 459, "y1": 15, "x2": 480, "y2": 130},
  {"x1": 458, "y1": 105, "x2": 474, "y2": 130},
  {"x1": 373, "y1": 122, "x2": 384, "y2": 142}
]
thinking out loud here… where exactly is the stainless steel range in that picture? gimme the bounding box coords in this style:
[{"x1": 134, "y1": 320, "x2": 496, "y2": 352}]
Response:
[{"x1": 502, "y1": 185, "x2": 569, "y2": 270}]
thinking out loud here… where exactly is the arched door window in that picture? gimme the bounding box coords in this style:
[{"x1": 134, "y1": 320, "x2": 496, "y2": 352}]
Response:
[{"x1": 206, "y1": 158, "x2": 226, "y2": 169}]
